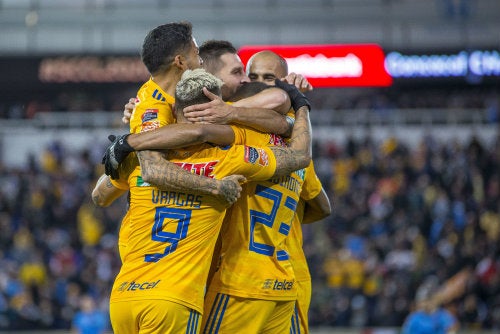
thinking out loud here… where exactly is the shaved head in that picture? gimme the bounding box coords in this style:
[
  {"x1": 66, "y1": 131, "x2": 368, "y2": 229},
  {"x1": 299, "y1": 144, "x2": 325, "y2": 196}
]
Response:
[{"x1": 246, "y1": 50, "x2": 288, "y2": 85}]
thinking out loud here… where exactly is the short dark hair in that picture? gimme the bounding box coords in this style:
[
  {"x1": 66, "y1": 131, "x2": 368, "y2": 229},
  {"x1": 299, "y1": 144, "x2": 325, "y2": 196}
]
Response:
[
  {"x1": 141, "y1": 21, "x2": 193, "y2": 75},
  {"x1": 228, "y1": 82, "x2": 270, "y2": 102},
  {"x1": 199, "y1": 40, "x2": 237, "y2": 74},
  {"x1": 175, "y1": 69, "x2": 222, "y2": 112}
]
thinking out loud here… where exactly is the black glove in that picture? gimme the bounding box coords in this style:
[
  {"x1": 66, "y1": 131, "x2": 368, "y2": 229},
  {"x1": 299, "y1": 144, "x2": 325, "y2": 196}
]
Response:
[
  {"x1": 274, "y1": 79, "x2": 311, "y2": 112},
  {"x1": 101, "y1": 134, "x2": 134, "y2": 179}
]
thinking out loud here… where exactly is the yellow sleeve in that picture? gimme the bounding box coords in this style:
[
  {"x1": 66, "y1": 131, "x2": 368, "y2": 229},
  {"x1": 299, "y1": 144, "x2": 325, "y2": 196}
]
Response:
[
  {"x1": 300, "y1": 161, "x2": 323, "y2": 201},
  {"x1": 129, "y1": 79, "x2": 175, "y2": 134}
]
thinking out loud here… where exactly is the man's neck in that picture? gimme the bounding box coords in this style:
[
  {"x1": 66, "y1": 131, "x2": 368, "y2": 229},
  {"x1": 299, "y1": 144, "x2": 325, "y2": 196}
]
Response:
[{"x1": 151, "y1": 70, "x2": 182, "y2": 96}]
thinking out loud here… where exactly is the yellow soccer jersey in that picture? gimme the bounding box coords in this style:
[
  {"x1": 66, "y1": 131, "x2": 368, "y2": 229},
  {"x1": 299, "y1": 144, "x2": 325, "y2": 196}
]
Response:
[
  {"x1": 110, "y1": 177, "x2": 130, "y2": 260},
  {"x1": 110, "y1": 154, "x2": 139, "y2": 263},
  {"x1": 287, "y1": 161, "x2": 323, "y2": 283},
  {"x1": 110, "y1": 143, "x2": 277, "y2": 314},
  {"x1": 209, "y1": 126, "x2": 305, "y2": 301},
  {"x1": 129, "y1": 78, "x2": 175, "y2": 134},
  {"x1": 117, "y1": 210, "x2": 130, "y2": 264}
]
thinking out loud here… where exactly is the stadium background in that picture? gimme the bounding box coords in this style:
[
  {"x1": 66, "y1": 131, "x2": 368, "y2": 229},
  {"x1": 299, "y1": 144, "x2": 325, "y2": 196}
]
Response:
[{"x1": 0, "y1": 0, "x2": 499, "y2": 333}]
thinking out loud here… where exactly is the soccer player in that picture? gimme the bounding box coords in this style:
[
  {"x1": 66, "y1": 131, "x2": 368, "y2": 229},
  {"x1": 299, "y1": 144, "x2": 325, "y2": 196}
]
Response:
[
  {"x1": 113, "y1": 42, "x2": 318, "y2": 333},
  {"x1": 121, "y1": 21, "x2": 225, "y2": 191},
  {"x1": 96, "y1": 21, "x2": 243, "y2": 268},
  {"x1": 246, "y1": 50, "x2": 332, "y2": 334},
  {"x1": 185, "y1": 46, "x2": 312, "y2": 334},
  {"x1": 95, "y1": 68, "x2": 312, "y2": 334},
  {"x1": 103, "y1": 27, "x2": 293, "y2": 267},
  {"x1": 180, "y1": 49, "x2": 330, "y2": 333}
]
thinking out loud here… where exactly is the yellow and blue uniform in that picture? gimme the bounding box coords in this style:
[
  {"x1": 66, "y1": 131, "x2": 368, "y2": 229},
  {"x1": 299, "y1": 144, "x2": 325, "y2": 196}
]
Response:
[
  {"x1": 129, "y1": 78, "x2": 175, "y2": 134},
  {"x1": 110, "y1": 155, "x2": 138, "y2": 264},
  {"x1": 126, "y1": 78, "x2": 175, "y2": 264},
  {"x1": 109, "y1": 79, "x2": 198, "y2": 333},
  {"x1": 109, "y1": 140, "x2": 278, "y2": 334},
  {"x1": 288, "y1": 162, "x2": 323, "y2": 334},
  {"x1": 203, "y1": 125, "x2": 306, "y2": 333}
]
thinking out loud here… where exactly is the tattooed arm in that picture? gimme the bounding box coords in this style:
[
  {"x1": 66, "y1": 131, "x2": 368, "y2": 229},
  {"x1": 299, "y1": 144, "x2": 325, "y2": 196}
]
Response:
[
  {"x1": 270, "y1": 105, "x2": 312, "y2": 177},
  {"x1": 138, "y1": 150, "x2": 245, "y2": 206},
  {"x1": 92, "y1": 174, "x2": 127, "y2": 207}
]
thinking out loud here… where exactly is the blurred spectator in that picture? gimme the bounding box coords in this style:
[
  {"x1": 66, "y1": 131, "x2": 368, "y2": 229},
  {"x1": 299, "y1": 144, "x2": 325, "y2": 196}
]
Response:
[
  {"x1": 71, "y1": 294, "x2": 108, "y2": 334},
  {"x1": 401, "y1": 279, "x2": 459, "y2": 334}
]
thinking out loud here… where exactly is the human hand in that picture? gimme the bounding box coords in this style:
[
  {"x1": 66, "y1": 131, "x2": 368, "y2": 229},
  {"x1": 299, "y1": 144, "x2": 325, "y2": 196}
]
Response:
[
  {"x1": 283, "y1": 73, "x2": 313, "y2": 92},
  {"x1": 216, "y1": 174, "x2": 246, "y2": 206},
  {"x1": 274, "y1": 79, "x2": 311, "y2": 112},
  {"x1": 122, "y1": 97, "x2": 136, "y2": 124},
  {"x1": 182, "y1": 87, "x2": 234, "y2": 124},
  {"x1": 101, "y1": 134, "x2": 134, "y2": 179}
]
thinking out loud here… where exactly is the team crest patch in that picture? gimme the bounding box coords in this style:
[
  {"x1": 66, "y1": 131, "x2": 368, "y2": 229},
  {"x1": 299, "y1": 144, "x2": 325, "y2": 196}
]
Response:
[
  {"x1": 142, "y1": 109, "x2": 159, "y2": 123},
  {"x1": 244, "y1": 146, "x2": 269, "y2": 166}
]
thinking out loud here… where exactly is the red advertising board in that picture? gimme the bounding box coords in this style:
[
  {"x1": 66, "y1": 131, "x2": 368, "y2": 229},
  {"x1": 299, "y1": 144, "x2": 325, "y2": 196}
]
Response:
[{"x1": 238, "y1": 44, "x2": 393, "y2": 87}]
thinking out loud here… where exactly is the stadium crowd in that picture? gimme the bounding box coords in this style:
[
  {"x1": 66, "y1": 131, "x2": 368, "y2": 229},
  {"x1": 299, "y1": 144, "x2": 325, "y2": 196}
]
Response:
[
  {"x1": 0, "y1": 123, "x2": 499, "y2": 330},
  {"x1": 306, "y1": 132, "x2": 500, "y2": 329}
]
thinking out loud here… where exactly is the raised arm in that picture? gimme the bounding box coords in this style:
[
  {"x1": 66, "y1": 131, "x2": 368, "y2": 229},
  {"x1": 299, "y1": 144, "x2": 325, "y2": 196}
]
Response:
[{"x1": 270, "y1": 105, "x2": 312, "y2": 177}]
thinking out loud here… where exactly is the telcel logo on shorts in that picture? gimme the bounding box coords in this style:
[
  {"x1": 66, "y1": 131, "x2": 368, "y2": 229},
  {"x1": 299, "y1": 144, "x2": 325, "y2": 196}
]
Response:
[
  {"x1": 117, "y1": 280, "x2": 161, "y2": 292},
  {"x1": 262, "y1": 279, "x2": 294, "y2": 291}
]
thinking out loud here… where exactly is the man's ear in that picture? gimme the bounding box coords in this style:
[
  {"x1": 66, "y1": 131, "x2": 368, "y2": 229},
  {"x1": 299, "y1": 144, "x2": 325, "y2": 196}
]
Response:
[{"x1": 173, "y1": 54, "x2": 187, "y2": 70}]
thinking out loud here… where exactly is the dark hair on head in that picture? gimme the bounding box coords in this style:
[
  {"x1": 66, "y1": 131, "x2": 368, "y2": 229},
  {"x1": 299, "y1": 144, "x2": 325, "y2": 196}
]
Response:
[
  {"x1": 141, "y1": 21, "x2": 193, "y2": 75},
  {"x1": 199, "y1": 40, "x2": 237, "y2": 74},
  {"x1": 175, "y1": 69, "x2": 223, "y2": 113},
  {"x1": 228, "y1": 81, "x2": 270, "y2": 102}
]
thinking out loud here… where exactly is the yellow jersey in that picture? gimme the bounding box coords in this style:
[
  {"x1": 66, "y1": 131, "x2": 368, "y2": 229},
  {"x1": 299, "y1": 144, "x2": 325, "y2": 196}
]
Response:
[
  {"x1": 110, "y1": 155, "x2": 138, "y2": 264},
  {"x1": 110, "y1": 142, "x2": 278, "y2": 314},
  {"x1": 287, "y1": 161, "x2": 323, "y2": 283},
  {"x1": 129, "y1": 77, "x2": 175, "y2": 134},
  {"x1": 209, "y1": 126, "x2": 305, "y2": 301}
]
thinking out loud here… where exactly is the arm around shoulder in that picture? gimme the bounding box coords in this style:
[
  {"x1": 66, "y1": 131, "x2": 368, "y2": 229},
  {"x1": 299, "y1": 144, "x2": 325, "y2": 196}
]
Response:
[
  {"x1": 137, "y1": 150, "x2": 243, "y2": 206},
  {"x1": 229, "y1": 87, "x2": 291, "y2": 135}
]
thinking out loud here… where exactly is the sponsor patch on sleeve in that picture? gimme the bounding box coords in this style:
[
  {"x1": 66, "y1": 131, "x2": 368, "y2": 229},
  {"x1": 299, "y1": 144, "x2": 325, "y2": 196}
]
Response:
[
  {"x1": 244, "y1": 146, "x2": 269, "y2": 166},
  {"x1": 142, "y1": 109, "x2": 158, "y2": 122},
  {"x1": 140, "y1": 109, "x2": 160, "y2": 132}
]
